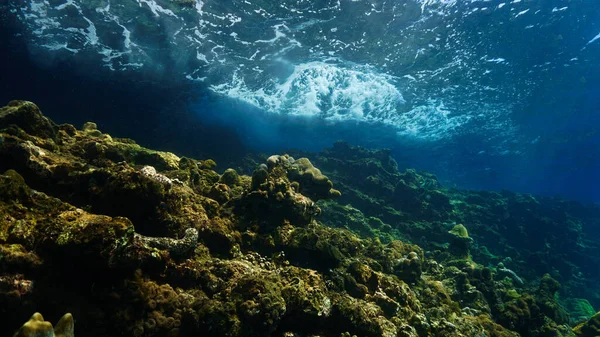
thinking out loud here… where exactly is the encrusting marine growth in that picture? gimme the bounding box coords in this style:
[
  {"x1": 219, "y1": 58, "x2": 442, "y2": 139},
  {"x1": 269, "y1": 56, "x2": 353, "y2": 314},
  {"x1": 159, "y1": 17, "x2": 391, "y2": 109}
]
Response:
[
  {"x1": 13, "y1": 312, "x2": 74, "y2": 337},
  {"x1": 1, "y1": 100, "x2": 599, "y2": 337}
]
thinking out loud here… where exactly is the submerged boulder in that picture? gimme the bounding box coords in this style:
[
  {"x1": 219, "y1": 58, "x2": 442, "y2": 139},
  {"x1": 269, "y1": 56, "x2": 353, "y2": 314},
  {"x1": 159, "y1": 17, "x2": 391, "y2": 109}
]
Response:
[
  {"x1": 0, "y1": 101, "x2": 57, "y2": 140},
  {"x1": 238, "y1": 154, "x2": 339, "y2": 229},
  {"x1": 448, "y1": 224, "x2": 473, "y2": 259},
  {"x1": 285, "y1": 156, "x2": 341, "y2": 201},
  {"x1": 574, "y1": 311, "x2": 600, "y2": 336}
]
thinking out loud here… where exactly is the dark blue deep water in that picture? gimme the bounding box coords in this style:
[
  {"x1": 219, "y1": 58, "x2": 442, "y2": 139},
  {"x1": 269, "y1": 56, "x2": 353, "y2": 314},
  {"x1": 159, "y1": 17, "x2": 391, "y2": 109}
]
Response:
[{"x1": 1, "y1": 0, "x2": 600, "y2": 203}]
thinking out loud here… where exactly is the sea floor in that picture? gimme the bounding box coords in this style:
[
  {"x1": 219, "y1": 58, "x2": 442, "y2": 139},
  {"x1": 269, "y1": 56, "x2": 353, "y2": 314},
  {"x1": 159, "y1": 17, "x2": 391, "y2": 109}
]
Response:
[{"x1": 2, "y1": 100, "x2": 600, "y2": 337}]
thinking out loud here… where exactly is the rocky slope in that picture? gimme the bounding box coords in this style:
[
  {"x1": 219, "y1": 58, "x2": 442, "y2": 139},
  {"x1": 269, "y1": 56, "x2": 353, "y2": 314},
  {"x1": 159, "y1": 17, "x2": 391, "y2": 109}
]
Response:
[{"x1": 1, "y1": 101, "x2": 598, "y2": 337}]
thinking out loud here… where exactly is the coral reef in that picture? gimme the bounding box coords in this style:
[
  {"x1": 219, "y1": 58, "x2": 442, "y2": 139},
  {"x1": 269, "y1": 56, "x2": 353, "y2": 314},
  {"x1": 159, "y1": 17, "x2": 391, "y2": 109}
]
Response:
[
  {"x1": 573, "y1": 311, "x2": 600, "y2": 337},
  {"x1": 1, "y1": 101, "x2": 598, "y2": 337},
  {"x1": 447, "y1": 224, "x2": 473, "y2": 259},
  {"x1": 236, "y1": 154, "x2": 339, "y2": 230},
  {"x1": 13, "y1": 312, "x2": 74, "y2": 337},
  {"x1": 134, "y1": 228, "x2": 199, "y2": 257},
  {"x1": 564, "y1": 298, "x2": 597, "y2": 326},
  {"x1": 292, "y1": 141, "x2": 599, "y2": 303},
  {"x1": 267, "y1": 141, "x2": 600, "y2": 336}
]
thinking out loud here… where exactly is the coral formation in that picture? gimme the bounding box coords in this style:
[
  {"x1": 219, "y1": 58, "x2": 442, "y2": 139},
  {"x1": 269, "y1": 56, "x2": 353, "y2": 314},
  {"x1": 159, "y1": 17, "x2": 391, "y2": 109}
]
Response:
[
  {"x1": 564, "y1": 298, "x2": 597, "y2": 326},
  {"x1": 237, "y1": 154, "x2": 339, "y2": 230},
  {"x1": 573, "y1": 311, "x2": 600, "y2": 337},
  {"x1": 134, "y1": 228, "x2": 199, "y2": 257},
  {"x1": 1, "y1": 101, "x2": 598, "y2": 337},
  {"x1": 13, "y1": 312, "x2": 74, "y2": 337},
  {"x1": 447, "y1": 224, "x2": 473, "y2": 259}
]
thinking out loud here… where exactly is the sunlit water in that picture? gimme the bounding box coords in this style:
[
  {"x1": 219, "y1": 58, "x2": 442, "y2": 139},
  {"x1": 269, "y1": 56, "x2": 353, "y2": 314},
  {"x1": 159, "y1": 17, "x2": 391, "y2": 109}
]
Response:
[{"x1": 4, "y1": 0, "x2": 600, "y2": 201}]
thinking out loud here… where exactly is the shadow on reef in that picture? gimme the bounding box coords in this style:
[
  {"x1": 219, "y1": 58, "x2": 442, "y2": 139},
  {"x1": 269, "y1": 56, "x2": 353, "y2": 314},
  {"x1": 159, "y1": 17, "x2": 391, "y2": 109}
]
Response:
[{"x1": 1, "y1": 100, "x2": 599, "y2": 337}]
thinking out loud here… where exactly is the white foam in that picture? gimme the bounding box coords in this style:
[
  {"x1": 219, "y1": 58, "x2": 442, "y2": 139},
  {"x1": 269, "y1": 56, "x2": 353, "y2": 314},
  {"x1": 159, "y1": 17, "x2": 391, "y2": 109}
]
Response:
[
  {"x1": 137, "y1": 0, "x2": 177, "y2": 18},
  {"x1": 41, "y1": 42, "x2": 79, "y2": 53},
  {"x1": 55, "y1": 0, "x2": 78, "y2": 11},
  {"x1": 122, "y1": 27, "x2": 132, "y2": 49},
  {"x1": 515, "y1": 9, "x2": 529, "y2": 18},
  {"x1": 195, "y1": 0, "x2": 204, "y2": 15},
  {"x1": 99, "y1": 48, "x2": 132, "y2": 70},
  {"x1": 10, "y1": 0, "x2": 529, "y2": 143},
  {"x1": 209, "y1": 62, "x2": 481, "y2": 140},
  {"x1": 255, "y1": 24, "x2": 292, "y2": 44},
  {"x1": 393, "y1": 101, "x2": 472, "y2": 139},
  {"x1": 29, "y1": 0, "x2": 47, "y2": 15},
  {"x1": 419, "y1": 0, "x2": 457, "y2": 14},
  {"x1": 27, "y1": 1, "x2": 60, "y2": 35},
  {"x1": 486, "y1": 58, "x2": 506, "y2": 63},
  {"x1": 96, "y1": 1, "x2": 133, "y2": 50},
  {"x1": 186, "y1": 74, "x2": 207, "y2": 81},
  {"x1": 83, "y1": 17, "x2": 99, "y2": 46},
  {"x1": 196, "y1": 52, "x2": 209, "y2": 63},
  {"x1": 586, "y1": 32, "x2": 600, "y2": 46},
  {"x1": 213, "y1": 62, "x2": 405, "y2": 122}
]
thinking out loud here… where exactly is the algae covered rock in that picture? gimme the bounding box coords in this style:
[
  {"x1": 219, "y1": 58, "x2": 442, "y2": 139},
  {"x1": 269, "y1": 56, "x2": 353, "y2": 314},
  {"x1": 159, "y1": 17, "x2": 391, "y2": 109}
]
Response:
[
  {"x1": 0, "y1": 169, "x2": 32, "y2": 202},
  {"x1": 447, "y1": 224, "x2": 473, "y2": 259},
  {"x1": 0, "y1": 101, "x2": 57, "y2": 139},
  {"x1": 0, "y1": 101, "x2": 588, "y2": 337},
  {"x1": 0, "y1": 169, "x2": 136, "y2": 268},
  {"x1": 220, "y1": 168, "x2": 241, "y2": 187},
  {"x1": 574, "y1": 311, "x2": 600, "y2": 336},
  {"x1": 448, "y1": 224, "x2": 469, "y2": 238},
  {"x1": 285, "y1": 156, "x2": 341, "y2": 200},
  {"x1": 13, "y1": 312, "x2": 74, "y2": 337},
  {"x1": 536, "y1": 274, "x2": 569, "y2": 325},
  {"x1": 238, "y1": 155, "x2": 338, "y2": 229},
  {"x1": 564, "y1": 298, "x2": 597, "y2": 326}
]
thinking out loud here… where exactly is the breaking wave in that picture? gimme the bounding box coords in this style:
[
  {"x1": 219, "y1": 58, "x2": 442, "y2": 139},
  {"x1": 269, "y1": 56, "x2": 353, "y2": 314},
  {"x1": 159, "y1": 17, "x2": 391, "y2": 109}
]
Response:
[
  {"x1": 6, "y1": 0, "x2": 600, "y2": 146},
  {"x1": 212, "y1": 62, "x2": 404, "y2": 120}
]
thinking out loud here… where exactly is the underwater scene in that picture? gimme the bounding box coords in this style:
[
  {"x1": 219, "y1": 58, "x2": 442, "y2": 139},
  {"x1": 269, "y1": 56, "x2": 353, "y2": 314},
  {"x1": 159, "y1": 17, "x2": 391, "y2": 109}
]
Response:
[{"x1": 1, "y1": 0, "x2": 600, "y2": 336}]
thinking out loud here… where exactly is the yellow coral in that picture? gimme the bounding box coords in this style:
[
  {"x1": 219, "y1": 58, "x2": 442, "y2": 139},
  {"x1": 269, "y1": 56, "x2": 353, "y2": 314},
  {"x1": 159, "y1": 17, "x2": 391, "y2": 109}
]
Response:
[
  {"x1": 448, "y1": 224, "x2": 469, "y2": 238},
  {"x1": 13, "y1": 312, "x2": 74, "y2": 337}
]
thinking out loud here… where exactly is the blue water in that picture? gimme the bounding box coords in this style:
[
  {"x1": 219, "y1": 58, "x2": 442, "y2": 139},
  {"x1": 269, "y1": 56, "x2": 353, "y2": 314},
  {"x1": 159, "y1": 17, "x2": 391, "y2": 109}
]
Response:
[{"x1": 1, "y1": 0, "x2": 600, "y2": 203}]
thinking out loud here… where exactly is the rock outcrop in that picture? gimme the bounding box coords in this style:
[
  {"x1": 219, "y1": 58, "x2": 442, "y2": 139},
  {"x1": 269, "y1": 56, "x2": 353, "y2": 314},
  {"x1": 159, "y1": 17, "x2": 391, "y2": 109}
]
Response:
[{"x1": 0, "y1": 101, "x2": 593, "y2": 337}]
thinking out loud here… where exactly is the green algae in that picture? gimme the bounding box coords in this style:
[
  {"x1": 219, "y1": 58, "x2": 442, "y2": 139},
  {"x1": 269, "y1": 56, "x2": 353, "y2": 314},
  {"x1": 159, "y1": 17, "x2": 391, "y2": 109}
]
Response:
[
  {"x1": 564, "y1": 298, "x2": 596, "y2": 325},
  {"x1": 449, "y1": 224, "x2": 469, "y2": 238},
  {"x1": 13, "y1": 312, "x2": 74, "y2": 337},
  {"x1": 574, "y1": 311, "x2": 600, "y2": 337},
  {"x1": 1, "y1": 101, "x2": 598, "y2": 337}
]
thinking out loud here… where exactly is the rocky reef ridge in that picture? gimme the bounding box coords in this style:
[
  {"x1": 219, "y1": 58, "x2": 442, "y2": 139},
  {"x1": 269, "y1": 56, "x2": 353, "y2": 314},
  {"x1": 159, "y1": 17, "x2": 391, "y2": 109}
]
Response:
[{"x1": 1, "y1": 101, "x2": 598, "y2": 337}]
